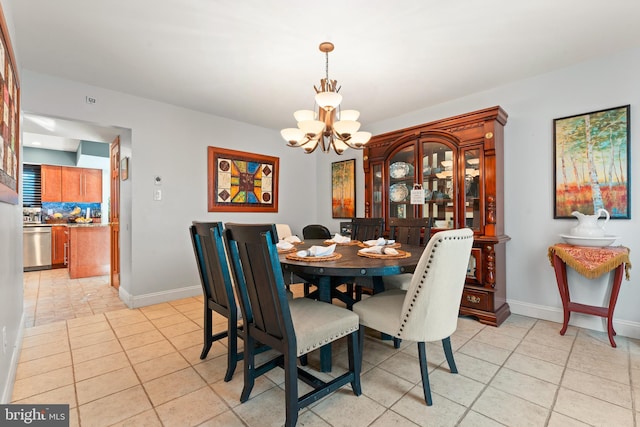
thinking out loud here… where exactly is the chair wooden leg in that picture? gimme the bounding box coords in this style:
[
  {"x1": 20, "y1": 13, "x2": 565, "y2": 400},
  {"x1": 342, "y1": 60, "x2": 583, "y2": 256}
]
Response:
[
  {"x1": 442, "y1": 336, "x2": 457, "y2": 374},
  {"x1": 358, "y1": 325, "x2": 365, "y2": 369},
  {"x1": 200, "y1": 306, "x2": 213, "y2": 359},
  {"x1": 349, "y1": 328, "x2": 362, "y2": 395},
  {"x1": 284, "y1": 352, "x2": 299, "y2": 427},
  {"x1": 417, "y1": 342, "x2": 433, "y2": 406},
  {"x1": 240, "y1": 333, "x2": 256, "y2": 403},
  {"x1": 393, "y1": 337, "x2": 402, "y2": 349},
  {"x1": 224, "y1": 317, "x2": 238, "y2": 382}
]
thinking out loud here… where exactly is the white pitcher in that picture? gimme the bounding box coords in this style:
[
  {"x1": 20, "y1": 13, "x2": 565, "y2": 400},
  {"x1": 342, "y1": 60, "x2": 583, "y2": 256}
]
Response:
[{"x1": 570, "y1": 209, "x2": 610, "y2": 237}]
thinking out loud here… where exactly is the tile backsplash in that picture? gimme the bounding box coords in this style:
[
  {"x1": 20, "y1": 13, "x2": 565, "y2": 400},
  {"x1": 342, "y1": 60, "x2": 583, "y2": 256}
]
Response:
[{"x1": 42, "y1": 202, "x2": 102, "y2": 219}]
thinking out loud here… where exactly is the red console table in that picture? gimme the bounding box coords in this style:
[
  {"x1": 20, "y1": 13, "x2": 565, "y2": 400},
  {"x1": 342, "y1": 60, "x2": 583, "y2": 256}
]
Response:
[{"x1": 548, "y1": 243, "x2": 631, "y2": 347}]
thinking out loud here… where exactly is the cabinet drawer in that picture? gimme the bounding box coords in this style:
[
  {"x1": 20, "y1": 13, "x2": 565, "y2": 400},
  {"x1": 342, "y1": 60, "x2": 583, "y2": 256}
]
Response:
[{"x1": 461, "y1": 288, "x2": 490, "y2": 311}]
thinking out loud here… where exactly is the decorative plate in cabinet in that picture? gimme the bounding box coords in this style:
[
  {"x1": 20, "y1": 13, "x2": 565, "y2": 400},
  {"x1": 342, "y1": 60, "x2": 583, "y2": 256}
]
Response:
[
  {"x1": 389, "y1": 162, "x2": 412, "y2": 179},
  {"x1": 389, "y1": 183, "x2": 409, "y2": 202}
]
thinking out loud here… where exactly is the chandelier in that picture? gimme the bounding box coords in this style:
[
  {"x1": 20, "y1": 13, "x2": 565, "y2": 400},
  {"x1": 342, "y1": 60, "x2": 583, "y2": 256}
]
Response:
[{"x1": 280, "y1": 42, "x2": 372, "y2": 154}]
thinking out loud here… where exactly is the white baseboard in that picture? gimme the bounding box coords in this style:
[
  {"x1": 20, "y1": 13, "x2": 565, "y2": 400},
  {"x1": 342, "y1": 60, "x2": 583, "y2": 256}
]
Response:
[
  {"x1": 508, "y1": 298, "x2": 640, "y2": 341},
  {"x1": 1, "y1": 312, "x2": 26, "y2": 404},
  {"x1": 119, "y1": 285, "x2": 201, "y2": 308}
]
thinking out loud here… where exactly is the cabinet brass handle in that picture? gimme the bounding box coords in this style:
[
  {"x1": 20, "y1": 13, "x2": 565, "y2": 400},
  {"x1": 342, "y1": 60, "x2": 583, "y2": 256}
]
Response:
[{"x1": 466, "y1": 295, "x2": 481, "y2": 304}]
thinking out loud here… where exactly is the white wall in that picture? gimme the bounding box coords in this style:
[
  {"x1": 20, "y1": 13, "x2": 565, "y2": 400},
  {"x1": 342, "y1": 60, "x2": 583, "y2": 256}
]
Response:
[
  {"x1": 20, "y1": 70, "x2": 319, "y2": 307},
  {"x1": 356, "y1": 47, "x2": 640, "y2": 337}
]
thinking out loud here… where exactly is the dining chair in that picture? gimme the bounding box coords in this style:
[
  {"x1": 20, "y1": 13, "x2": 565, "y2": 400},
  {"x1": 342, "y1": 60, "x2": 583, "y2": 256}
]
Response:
[
  {"x1": 383, "y1": 217, "x2": 432, "y2": 291},
  {"x1": 352, "y1": 228, "x2": 474, "y2": 406},
  {"x1": 302, "y1": 224, "x2": 332, "y2": 240},
  {"x1": 350, "y1": 217, "x2": 384, "y2": 241},
  {"x1": 189, "y1": 221, "x2": 242, "y2": 382},
  {"x1": 351, "y1": 217, "x2": 385, "y2": 301},
  {"x1": 224, "y1": 223, "x2": 362, "y2": 427},
  {"x1": 276, "y1": 223, "x2": 294, "y2": 239}
]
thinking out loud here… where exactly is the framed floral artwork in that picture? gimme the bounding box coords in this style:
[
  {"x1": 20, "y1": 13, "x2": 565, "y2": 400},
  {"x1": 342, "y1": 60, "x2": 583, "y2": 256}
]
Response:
[
  {"x1": 0, "y1": 4, "x2": 20, "y2": 205},
  {"x1": 553, "y1": 105, "x2": 630, "y2": 219},
  {"x1": 207, "y1": 146, "x2": 279, "y2": 212},
  {"x1": 332, "y1": 159, "x2": 356, "y2": 218}
]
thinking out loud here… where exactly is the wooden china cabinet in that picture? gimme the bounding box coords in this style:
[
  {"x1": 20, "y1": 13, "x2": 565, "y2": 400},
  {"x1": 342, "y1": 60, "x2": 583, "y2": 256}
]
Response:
[{"x1": 363, "y1": 106, "x2": 510, "y2": 326}]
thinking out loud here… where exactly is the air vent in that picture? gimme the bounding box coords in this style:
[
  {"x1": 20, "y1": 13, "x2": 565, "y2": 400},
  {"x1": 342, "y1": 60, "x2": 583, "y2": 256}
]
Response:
[{"x1": 23, "y1": 164, "x2": 42, "y2": 207}]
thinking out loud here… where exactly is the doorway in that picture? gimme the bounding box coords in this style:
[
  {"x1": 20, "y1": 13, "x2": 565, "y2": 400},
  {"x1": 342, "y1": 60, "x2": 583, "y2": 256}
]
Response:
[{"x1": 22, "y1": 113, "x2": 128, "y2": 291}]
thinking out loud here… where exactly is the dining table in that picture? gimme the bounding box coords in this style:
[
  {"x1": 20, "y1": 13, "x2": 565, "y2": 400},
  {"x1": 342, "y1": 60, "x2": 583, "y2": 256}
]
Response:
[{"x1": 279, "y1": 239, "x2": 425, "y2": 372}]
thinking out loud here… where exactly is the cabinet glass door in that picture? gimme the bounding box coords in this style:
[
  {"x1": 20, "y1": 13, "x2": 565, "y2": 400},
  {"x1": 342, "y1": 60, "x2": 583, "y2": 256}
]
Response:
[
  {"x1": 388, "y1": 146, "x2": 415, "y2": 220},
  {"x1": 463, "y1": 148, "x2": 482, "y2": 231},
  {"x1": 371, "y1": 163, "x2": 383, "y2": 219},
  {"x1": 422, "y1": 141, "x2": 455, "y2": 229}
]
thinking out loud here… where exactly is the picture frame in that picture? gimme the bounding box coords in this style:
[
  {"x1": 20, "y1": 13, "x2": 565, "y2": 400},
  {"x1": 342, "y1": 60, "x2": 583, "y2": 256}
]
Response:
[
  {"x1": 553, "y1": 105, "x2": 630, "y2": 219},
  {"x1": 120, "y1": 157, "x2": 129, "y2": 181},
  {"x1": 332, "y1": 159, "x2": 356, "y2": 218},
  {"x1": 0, "y1": 4, "x2": 20, "y2": 205},
  {"x1": 207, "y1": 146, "x2": 279, "y2": 212}
]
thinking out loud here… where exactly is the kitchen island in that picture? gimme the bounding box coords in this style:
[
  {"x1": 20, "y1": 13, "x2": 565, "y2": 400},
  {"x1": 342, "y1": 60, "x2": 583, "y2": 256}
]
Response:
[{"x1": 67, "y1": 223, "x2": 110, "y2": 279}]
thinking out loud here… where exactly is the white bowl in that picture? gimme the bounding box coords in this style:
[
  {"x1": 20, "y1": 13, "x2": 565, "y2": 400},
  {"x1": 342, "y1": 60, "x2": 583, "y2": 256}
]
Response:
[{"x1": 559, "y1": 234, "x2": 619, "y2": 247}]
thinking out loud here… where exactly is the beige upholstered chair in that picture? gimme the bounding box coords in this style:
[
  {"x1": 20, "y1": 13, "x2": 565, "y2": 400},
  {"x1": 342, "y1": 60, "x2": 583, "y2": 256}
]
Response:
[
  {"x1": 275, "y1": 223, "x2": 293, "y2": 239},
  {"x1": 225, "y1": 223, "x2": 362, "y2": 427},
  {"x1": 352, "y1": 228, "x2": 473, "y2": 406}
]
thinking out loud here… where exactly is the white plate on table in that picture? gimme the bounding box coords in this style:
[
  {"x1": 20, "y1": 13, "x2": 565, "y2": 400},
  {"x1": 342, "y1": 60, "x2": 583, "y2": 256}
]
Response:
[{"x1": 559, "y1": 234, "x2": 619, "y2": 247}]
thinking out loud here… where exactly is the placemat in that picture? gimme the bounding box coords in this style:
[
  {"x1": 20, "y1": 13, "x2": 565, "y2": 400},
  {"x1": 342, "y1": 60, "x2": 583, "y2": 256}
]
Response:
[
  {"x1": 285, "y1": 252, "x2": 342, "y2": 262},
  {"x1": 277, "y1": 247, "x2": 297, "y2": 254},
  {"x1": 324, "y1": 240, "x2": 361, "y2": 246},
  {"x1": 357, "y1": 250, "x2": 411, "y2": 259},
  {"x1": 358, "y1": 242, "x2": 401, "y2": 249}
]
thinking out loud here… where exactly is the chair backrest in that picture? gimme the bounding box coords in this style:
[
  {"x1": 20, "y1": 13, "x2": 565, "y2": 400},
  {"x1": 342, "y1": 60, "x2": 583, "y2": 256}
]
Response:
[
  {"x1": 399, "y1": 228, "x2": 474, "y2": 342},
  {"x1": 302, "y1": 224, "x2": 332, "y2": 240},
  {"x1": 190, "y1": 221, "x2": 238, "y2": 318},
  {"x1": 275, "y1": 223, "x2": 293, "y2": 239},
  {"x1": 224, "y1": 223, "x2": 294, "y2": 352},
  {"x1": 351, "y1": 217, "x2": 384, "y2": 241},
  {"x1": 388, "y1": 217, "x2": 432, "y2": 246}
]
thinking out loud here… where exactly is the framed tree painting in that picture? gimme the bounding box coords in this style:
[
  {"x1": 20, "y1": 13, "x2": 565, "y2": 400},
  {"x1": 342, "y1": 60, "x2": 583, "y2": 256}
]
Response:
[
  {"x1": 332, "y1": 159, "x2": 356, "y2": 218},
  {"x1": 207, "y1": 146, "x2": 279, "y2": 212},
  {"x1": 0, "y1": 4, "x2": 20, "y2": 205},
  {"x1": 554, "y1": 105, "x2": 630, "y2": 219}
]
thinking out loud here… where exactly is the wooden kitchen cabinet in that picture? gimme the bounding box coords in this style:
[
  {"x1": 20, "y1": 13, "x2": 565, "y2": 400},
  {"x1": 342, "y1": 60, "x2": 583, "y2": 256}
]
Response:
[
  {"x1": 61, "y1": 166, "x2": 102, "y2": 203},
  {"x1": 363, "y1": 106, "x2": 511, "y2": 326},
  {"x1": 41, "y1": 165, "x2": 62, "y2": 202},
  {"x1": 51, "y1": 225, "x2": 68, "y2": 267}
]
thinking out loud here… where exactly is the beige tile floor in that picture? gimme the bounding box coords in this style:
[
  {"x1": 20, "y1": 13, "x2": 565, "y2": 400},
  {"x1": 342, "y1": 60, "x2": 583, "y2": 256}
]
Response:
[{"x1": 13, "y1": 269, "x2": 640, "y2": 426}]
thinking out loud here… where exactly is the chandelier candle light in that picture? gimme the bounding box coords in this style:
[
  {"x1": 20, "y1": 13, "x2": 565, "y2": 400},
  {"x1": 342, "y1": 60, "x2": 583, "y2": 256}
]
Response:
[{"x1": 280, "y1": 42, "x2": 372, "y2": 154}]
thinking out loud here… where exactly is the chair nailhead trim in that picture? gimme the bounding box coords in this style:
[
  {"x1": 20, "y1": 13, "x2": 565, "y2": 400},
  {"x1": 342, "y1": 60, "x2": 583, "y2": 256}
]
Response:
[{"x1": 297, "y1": 325, "x2": 359, "y2": 357}]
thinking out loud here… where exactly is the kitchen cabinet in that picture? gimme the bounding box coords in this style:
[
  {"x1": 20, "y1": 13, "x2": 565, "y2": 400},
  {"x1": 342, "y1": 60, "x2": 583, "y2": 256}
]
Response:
[
  {"x1": 61, "y1": 166, "x2": 102, "y2": 203},
  {"x1": 363, "y1": 106, "x2": 510, "y2": 326},
  {"x1": 41, "y1": 165, "x2": 62, "y2": 202},
  {"x1": 68, "y1": 226, "x2": 110, "y2": 279},
  {"x1": 51, "y1": 225, "x2": 68, "y2": 267}
]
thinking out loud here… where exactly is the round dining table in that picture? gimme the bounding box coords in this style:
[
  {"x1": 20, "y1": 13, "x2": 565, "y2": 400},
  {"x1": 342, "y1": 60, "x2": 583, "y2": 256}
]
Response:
[{"x1": 279, "y1": 239, "x2": 425, "y2": 372}]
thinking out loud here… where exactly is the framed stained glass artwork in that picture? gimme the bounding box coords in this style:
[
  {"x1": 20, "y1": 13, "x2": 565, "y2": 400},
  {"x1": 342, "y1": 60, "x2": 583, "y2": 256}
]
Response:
[
  {"x1": 207, "y1": 146, "x2": 279, "y2": 212},
  {"x1": 0, "y1": 3, "x2": 20, "y2": 205}
]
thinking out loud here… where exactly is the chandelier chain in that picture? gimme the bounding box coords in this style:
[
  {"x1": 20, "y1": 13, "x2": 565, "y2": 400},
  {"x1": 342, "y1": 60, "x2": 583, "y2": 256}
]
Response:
[{"x1": 324, "y1": 51, "x2": 329, "y2": 87}]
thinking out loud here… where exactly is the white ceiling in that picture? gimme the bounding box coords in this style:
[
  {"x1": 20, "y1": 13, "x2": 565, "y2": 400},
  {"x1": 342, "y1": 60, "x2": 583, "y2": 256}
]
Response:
[{"x1": 11, "y1": 1, "x2": 640, "y2": 150}]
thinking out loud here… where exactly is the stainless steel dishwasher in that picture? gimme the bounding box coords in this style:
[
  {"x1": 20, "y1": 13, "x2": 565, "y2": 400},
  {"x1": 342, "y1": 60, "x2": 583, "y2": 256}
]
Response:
[{"x1": 23, "y1": 225, "x2": 52, "y2": 271}]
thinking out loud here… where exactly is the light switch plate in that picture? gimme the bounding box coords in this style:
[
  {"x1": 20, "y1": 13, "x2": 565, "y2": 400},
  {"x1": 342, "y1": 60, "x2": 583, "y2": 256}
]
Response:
[{"x1": 154, "y1": 189, "x2": 162, "y2": 201}]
